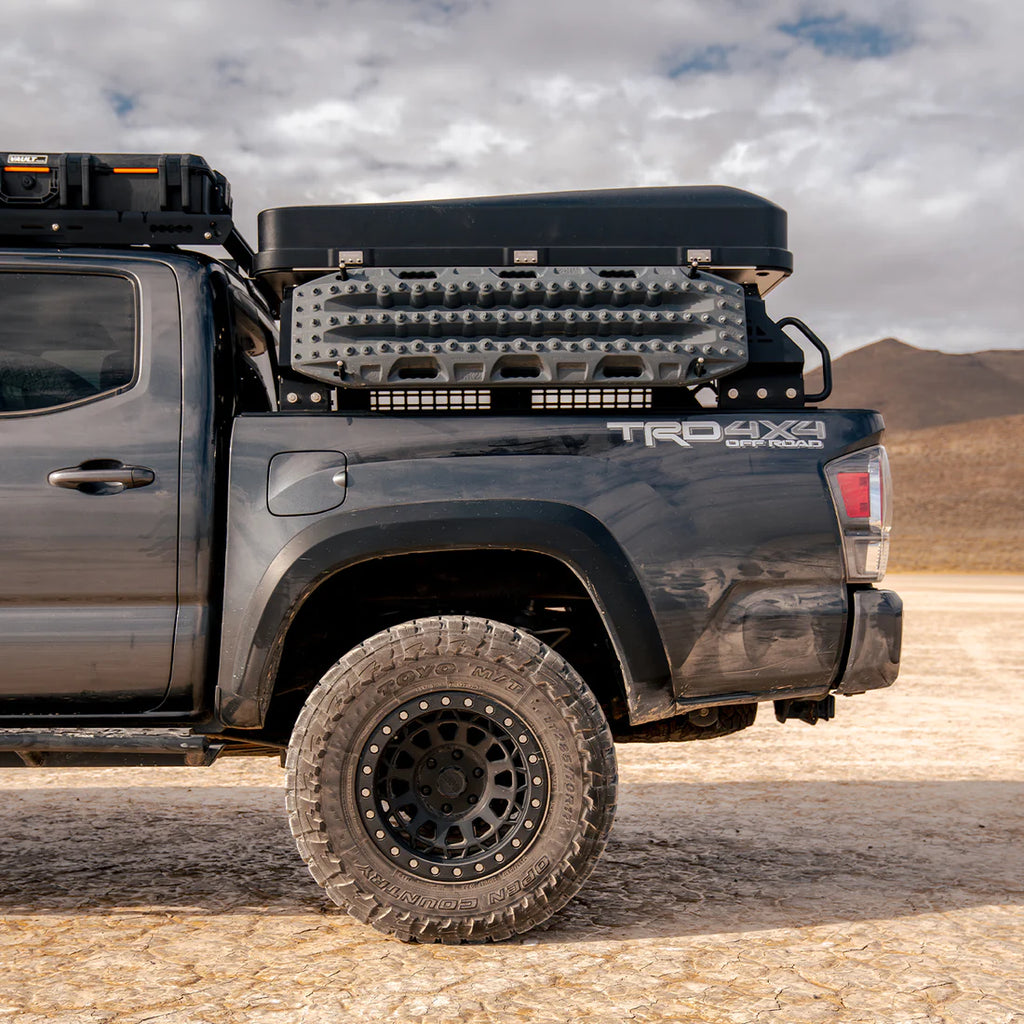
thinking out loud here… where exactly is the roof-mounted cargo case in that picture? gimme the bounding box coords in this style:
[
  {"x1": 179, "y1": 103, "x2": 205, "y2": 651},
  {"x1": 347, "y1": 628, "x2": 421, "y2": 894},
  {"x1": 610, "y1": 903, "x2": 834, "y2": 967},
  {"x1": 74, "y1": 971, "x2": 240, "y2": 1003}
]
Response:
[
  {"x1": 254, "y1": 186, "x2": 792, "y2": 300},
  {"x1": 0, "y1": 151, "x2": 235, "y2": 249},
  {"x1": 261, "y1": 187, "x2": 794, "y2": 395}
]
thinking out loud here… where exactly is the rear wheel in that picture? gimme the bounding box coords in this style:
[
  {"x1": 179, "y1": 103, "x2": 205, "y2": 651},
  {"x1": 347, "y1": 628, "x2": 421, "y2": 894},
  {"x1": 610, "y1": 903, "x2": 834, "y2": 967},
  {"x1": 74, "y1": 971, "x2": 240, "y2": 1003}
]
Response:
[{"x1": 285, "y1": 615, "x2": 617, "y2": 943}]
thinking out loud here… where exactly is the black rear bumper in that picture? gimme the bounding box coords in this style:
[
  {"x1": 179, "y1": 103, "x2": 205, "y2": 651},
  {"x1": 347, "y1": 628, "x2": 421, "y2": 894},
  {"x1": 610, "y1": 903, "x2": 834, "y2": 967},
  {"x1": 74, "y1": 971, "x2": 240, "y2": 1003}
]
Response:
[{"x1": 835, "y1": 589, "x2": 903, "y2": 694}]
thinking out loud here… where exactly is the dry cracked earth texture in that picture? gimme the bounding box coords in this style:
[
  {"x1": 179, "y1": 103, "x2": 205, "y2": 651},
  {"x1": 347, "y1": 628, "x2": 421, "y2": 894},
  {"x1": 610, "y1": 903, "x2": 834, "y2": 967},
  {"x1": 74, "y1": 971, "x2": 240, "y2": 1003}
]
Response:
[{"x1": 0, "y1": 574, "x2": 1022, "y2": 1024}]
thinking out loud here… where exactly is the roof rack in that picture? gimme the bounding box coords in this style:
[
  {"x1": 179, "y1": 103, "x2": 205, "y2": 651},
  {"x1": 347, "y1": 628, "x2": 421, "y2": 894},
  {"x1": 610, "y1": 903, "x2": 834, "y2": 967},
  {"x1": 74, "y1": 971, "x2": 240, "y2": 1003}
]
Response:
[
  {"x1": 0, "y1": 151, "x2": 252, "y2": 273},
  {"x1": 0, "y1": 153, "x2": 826, "y2": 405}
]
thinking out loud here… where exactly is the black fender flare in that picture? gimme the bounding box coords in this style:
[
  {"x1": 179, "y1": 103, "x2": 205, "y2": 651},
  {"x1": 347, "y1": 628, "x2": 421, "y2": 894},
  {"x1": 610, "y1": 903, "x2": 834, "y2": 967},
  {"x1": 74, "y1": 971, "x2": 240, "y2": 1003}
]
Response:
[{"x1": 216, "y1": 499, "x2": 671, "y2": 728}]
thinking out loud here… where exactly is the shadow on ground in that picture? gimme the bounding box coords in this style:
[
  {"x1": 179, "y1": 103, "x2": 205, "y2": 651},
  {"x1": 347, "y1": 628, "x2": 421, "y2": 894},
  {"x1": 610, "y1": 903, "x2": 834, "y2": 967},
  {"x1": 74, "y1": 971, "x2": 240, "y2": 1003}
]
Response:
[{"x1": 1, "y1": 780, "x2": 1020, "y2": 941}]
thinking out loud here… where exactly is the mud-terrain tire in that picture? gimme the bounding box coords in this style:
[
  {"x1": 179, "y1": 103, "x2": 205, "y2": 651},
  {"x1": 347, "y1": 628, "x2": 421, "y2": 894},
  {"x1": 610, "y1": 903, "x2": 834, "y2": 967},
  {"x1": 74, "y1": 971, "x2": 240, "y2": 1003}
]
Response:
[{"x1": 286, "y1": 615, "x2": 617, "y2": 943}]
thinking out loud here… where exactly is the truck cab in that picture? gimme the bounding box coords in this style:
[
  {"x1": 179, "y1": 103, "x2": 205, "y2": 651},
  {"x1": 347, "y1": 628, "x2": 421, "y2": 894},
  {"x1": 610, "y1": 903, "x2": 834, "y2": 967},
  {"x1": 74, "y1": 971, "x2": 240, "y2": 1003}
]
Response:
[{"x1": 0, "y1": 246, "x2": 273, "y2": 718}]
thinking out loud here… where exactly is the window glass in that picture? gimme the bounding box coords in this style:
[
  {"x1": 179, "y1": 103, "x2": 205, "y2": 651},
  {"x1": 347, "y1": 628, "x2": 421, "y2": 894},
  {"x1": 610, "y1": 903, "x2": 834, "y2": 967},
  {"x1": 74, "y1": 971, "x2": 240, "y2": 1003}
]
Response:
[{"x1": 0, "y1": 272, "x2": 136, "y2": 414}]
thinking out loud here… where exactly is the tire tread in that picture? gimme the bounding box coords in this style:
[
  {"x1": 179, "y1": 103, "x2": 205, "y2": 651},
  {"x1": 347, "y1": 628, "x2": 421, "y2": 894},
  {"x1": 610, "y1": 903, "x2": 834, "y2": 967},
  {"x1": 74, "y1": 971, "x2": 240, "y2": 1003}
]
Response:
[{"x1": 286, "y1": 615, "x2": 616, "y2": 943}]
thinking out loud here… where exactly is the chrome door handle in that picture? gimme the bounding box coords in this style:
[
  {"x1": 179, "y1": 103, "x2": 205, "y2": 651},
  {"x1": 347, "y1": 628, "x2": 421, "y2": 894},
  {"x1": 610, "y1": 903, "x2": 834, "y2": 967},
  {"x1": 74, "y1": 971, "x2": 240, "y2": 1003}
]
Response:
[{"x1": 48, "y1": 463, "x2": 155, "y2": 493}]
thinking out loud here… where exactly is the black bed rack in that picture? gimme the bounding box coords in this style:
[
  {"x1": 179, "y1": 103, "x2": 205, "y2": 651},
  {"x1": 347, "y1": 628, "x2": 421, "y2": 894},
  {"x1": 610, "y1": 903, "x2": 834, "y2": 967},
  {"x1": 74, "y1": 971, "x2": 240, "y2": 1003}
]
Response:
[{"x1": 0, "y1": 152, "x2": 830, "y2": 409}]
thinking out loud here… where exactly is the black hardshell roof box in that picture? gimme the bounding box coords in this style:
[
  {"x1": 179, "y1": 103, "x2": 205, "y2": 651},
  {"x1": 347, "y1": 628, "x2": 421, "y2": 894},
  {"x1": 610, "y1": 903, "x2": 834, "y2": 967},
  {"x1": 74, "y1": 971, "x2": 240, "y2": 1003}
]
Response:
[
  {"x1": 255, "y1": 186, "x2": 792, "y2": 300},
  {"x1": 0, "y1": 152, "x2": 232, "y2": 246}
]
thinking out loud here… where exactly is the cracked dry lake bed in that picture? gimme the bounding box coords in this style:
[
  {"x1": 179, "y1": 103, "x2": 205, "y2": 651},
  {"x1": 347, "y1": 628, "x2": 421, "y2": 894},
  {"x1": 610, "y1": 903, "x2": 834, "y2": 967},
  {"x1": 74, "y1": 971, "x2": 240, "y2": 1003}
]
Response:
[{"x1": 1, "y1": 574, "x2": 1022, "y2": 1023}]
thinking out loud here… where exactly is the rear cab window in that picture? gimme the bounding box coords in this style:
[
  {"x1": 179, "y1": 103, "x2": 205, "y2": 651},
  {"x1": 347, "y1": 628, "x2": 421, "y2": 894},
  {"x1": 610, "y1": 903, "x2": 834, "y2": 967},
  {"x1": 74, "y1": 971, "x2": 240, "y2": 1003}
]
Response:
[{"x1": 0, "y1": 271, "x2": 137, "y2": 415}]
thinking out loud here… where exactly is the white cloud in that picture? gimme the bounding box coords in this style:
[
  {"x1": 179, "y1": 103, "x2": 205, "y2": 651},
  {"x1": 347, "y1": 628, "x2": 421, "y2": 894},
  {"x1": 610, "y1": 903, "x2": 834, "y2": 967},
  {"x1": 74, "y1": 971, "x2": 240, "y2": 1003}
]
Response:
[{"x1": 0, "y1": 0, "x2": 1020, "y2": 355}]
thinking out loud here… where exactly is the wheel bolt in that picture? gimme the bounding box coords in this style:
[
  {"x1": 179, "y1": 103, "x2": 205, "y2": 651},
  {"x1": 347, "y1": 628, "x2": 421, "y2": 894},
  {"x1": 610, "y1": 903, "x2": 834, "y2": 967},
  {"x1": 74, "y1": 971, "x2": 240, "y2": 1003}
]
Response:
[
  {"x1": 472, "y1": 767, "x2": 484, "y2": 779},
  {"x1": 451, "y1": 749, "x2": 463, "y2": 761},
  {"x1": 442, "y1": 803, "x2": 453, "y2": 814},
  {"x1": 467, "y1": 794, "x2": 478, "y2": 805},
  {"x1": 426, "y1": 758, "x2": 437, "y2": 769},
  {"x1": 420, "y1": 785, "x2": 432, "y2": 796}
]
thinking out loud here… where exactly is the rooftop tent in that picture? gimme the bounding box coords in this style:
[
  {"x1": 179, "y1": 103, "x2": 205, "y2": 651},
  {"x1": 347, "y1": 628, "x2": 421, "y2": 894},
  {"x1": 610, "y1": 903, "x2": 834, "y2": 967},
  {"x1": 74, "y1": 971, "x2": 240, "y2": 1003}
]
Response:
[{"x1": 253, "y1": 186, "x2": 792, "y2": 301}]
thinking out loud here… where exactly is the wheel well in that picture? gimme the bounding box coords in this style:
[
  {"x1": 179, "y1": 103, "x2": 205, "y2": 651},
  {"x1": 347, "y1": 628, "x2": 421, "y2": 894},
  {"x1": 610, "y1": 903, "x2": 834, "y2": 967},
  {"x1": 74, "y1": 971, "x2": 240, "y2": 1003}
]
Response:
[{"x1": 261, "y1": 549, "x2": 628, "y2": 743}]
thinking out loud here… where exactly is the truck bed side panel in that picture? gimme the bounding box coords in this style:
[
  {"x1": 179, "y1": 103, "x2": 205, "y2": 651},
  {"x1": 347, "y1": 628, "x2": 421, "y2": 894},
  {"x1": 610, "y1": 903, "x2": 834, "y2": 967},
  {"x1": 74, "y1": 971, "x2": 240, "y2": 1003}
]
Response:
[{"x1": 218, "y1": 410, "x2": 882, "y2": 726}]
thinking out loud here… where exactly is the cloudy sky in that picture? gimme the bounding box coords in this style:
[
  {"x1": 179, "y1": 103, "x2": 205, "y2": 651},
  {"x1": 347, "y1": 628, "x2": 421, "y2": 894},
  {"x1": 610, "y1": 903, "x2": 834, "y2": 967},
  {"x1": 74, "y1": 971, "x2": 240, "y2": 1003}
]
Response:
[{"x1": 3, "y1": 0, "x2": 1022, "y2": 356}]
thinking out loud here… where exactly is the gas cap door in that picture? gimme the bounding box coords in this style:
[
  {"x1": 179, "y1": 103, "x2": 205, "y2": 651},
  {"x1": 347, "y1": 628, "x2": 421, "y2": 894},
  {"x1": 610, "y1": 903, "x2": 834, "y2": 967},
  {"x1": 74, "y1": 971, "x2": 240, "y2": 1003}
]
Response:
[{"x1": 268, "y1": 450, "x2": 347, "y2": 516}]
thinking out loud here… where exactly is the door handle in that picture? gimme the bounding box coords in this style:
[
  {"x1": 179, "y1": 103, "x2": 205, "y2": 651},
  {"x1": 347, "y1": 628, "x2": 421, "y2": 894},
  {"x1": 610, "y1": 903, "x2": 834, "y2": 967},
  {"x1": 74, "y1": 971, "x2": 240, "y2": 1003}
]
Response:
[{"x1": 48, "y1": 461, "x2": 156, "y2": 494}]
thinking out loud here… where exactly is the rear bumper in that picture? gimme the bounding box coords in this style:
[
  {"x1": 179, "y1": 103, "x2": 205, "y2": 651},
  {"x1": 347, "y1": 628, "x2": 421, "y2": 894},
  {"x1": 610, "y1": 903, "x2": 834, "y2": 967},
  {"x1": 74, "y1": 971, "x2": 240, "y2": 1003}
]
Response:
[{"x1": 834, "y1": 589, "x2": 903, "y2": 694}]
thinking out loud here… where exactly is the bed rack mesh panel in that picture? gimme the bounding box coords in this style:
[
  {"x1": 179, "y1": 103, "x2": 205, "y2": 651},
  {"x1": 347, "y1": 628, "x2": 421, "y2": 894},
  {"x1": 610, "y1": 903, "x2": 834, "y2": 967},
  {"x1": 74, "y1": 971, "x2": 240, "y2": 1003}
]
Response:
[
  {"x1": 362, "y1": 387, "x2": 661, "y2": 413},
  {"x1": 287, "y1": 266, "x2": 748, "y2": 389},
  {"x1": 531, "y1": 387, "x2": 653, "y2": 410},
  {"x1": 369, "y1": 389, "x2": 492, "y2": 412}
]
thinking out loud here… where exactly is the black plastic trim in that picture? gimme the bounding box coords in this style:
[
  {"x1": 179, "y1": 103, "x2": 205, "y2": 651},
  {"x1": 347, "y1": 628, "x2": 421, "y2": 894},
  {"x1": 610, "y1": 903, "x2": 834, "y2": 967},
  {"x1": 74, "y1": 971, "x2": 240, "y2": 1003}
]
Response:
[{"x1": 834, "y1": 589, "x2": 902, "y2": 694}]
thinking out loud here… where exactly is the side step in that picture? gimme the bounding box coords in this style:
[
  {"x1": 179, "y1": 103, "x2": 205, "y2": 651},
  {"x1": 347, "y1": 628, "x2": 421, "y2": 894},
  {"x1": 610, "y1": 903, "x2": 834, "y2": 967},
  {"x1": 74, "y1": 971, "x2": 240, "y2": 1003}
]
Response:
[{"x1": 0, "y1": 729, "x2": 223, "y2": 768}]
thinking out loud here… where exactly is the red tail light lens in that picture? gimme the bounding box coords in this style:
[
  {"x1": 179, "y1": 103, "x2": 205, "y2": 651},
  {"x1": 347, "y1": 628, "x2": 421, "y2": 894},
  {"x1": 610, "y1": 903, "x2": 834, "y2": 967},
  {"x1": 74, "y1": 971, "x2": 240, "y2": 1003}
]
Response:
[{"x1": 837, "y1": 472, "x2": 870, "y2": 518}]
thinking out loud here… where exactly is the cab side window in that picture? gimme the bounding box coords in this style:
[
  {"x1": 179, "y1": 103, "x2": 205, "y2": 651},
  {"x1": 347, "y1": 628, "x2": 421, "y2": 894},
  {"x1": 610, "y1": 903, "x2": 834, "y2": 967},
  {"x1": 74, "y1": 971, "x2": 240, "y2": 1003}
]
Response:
[{"x1": 0, "y1": 272, "x2": 136, "y2": 414}]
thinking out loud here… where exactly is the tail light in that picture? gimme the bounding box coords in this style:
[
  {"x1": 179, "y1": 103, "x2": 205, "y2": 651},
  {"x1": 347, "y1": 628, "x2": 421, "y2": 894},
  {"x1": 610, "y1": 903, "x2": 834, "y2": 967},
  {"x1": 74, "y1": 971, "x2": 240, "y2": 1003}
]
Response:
[{"x1": 825, "y1": 445, "x2": 893, "y2": 582}]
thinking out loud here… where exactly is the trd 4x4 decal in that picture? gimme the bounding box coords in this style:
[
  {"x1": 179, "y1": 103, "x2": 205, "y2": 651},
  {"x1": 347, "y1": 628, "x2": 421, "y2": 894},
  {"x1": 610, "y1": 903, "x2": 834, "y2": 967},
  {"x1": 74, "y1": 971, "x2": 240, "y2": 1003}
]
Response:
[{"x1": 607, "y1": 419, "x2": 827, "y2": 449}]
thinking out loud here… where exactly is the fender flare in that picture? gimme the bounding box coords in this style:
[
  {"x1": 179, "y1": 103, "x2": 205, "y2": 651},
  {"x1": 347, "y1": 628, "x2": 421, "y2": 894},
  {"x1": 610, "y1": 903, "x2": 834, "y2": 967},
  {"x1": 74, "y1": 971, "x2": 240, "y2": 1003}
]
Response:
[{"x1": 216, "y1": 499, "x2": 671, "y2": 727}]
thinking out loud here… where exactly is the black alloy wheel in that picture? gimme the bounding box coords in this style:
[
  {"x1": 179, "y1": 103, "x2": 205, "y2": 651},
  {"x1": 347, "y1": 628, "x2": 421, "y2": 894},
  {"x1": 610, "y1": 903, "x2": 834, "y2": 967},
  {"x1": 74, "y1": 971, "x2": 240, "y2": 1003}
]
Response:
[{"x1": 358, "y1": 692, "x2": 549, "y2": 882}]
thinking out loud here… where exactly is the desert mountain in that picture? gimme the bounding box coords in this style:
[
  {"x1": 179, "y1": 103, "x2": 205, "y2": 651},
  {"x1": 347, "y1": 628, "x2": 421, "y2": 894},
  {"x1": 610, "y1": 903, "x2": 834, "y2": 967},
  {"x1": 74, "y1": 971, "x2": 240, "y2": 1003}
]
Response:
[
  {"x1": 884, "y1": 414, "x2": 1024, "y2": 572},
  {"x1": 802, "y1": 339, "x2": 1024, "y2": 571},
  {"x1": 805, "y1": 339, "x2": 1024, "y2": 431}
]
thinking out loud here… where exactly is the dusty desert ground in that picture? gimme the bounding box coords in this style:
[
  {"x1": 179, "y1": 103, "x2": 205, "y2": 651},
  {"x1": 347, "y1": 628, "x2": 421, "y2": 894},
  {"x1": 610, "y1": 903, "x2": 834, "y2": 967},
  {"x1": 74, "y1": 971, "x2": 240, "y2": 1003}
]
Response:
[{"x1": 1, "y1": 574, "x2": 1022, "y2": 1024}]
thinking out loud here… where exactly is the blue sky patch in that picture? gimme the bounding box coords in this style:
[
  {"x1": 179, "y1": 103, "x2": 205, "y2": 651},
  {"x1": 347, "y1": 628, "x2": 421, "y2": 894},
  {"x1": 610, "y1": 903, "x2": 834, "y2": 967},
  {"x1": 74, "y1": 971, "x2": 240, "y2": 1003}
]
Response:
[
  {"x1": 779, "y1": 14, "x2": 910, "y2": 59},
  {"x1": 666, "y1": 44, "x2": 734, "y2": 77},
  {"x1": 105, "y1": 91, "x2": 136, "y2": 118}
]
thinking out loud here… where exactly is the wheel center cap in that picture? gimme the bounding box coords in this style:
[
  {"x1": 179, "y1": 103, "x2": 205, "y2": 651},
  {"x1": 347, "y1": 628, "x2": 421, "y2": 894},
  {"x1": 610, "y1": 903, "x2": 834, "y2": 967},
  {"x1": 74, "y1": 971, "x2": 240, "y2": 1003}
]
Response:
[{"x1": 437, "y1": 765, "x2": 467, "y2": 798}]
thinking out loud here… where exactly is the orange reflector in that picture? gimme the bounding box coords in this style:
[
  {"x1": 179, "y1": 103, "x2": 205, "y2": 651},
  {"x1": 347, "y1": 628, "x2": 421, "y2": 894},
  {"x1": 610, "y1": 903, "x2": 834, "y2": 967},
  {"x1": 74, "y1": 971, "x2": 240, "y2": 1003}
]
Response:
[
  {"x1": 112, "y1": 167, "x2": 158, "y2": 174},
  {"x1": 4, "y1": 165, "x2": 51, "y2": 173}
]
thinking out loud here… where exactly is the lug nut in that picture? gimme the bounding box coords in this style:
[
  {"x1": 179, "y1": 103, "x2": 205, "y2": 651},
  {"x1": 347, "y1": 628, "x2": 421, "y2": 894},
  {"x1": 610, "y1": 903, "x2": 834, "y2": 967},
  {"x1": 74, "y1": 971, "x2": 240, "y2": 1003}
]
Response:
[
  {"x1": 472, "y1": 767, "x2": 484, "y2": 779},
  {"x1": 442, "y1": 803, "x2": 453, "y2": 814},
  {"x1": 426, "y1": 758, "x2": 437, "y2": 769},
  {"x1": 451, "y1": 749, "x2": 463, "y2": 760},
  {"x1": 420, "y1": 786, "x2": 432, "y2": 796}
]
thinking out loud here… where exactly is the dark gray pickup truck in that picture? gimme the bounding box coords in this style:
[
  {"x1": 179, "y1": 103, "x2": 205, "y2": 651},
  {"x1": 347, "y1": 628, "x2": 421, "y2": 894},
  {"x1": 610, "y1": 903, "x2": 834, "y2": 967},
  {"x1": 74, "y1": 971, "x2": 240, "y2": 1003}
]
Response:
[{"x1": 0, "y1": 152, "x2": 901, "y2": 942}]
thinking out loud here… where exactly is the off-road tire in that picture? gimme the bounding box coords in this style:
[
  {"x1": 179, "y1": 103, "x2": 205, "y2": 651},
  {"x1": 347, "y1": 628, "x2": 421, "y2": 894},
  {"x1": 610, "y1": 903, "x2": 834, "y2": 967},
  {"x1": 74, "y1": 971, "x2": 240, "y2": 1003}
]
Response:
[{"x1": 285, "y1": 615, "x2": 617, "y2": 943}]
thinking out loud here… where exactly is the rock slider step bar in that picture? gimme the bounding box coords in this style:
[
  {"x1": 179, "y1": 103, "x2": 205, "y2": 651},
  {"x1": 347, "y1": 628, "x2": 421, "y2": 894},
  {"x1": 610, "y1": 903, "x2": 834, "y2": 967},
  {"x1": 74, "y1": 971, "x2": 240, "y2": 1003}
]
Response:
[{"x1": 0, "y1": 728, "x2": 223, "y2": 767}]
